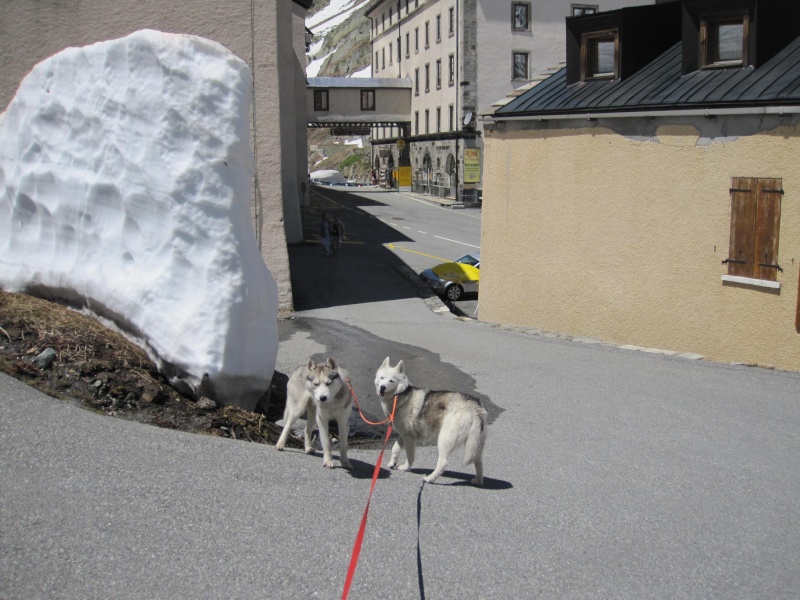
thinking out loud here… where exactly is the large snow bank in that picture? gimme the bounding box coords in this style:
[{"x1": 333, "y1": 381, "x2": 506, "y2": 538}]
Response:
[{"x1": 0, "y1": 30, "x2": 279, "y2": 410}]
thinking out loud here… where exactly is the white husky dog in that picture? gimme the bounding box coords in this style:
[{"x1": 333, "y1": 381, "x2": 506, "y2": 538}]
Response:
[
  {"x1": 374, "y1": 357, "x2": 487, "y2": 485},
  {"x1": 276, "y1": 357, "x2": 353, "y2": 469}
]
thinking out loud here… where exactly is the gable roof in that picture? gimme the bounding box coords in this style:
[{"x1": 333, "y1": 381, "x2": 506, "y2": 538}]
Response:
[{"x1": 494, "y1": 34, "x2": 800, "y2": 119}]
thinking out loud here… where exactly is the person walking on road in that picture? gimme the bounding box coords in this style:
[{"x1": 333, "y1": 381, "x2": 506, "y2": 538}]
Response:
[
  {"x1": 320, "y1": 212, "x2": 331, "y2": 256},
  {"x1": 331, "y1": 215, "x2": 345, "y2": 257}
]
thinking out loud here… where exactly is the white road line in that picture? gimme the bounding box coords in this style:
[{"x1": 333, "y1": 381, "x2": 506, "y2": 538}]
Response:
[
  {"x1": 434, "y1": 235, "x2": 480, "y2": 249},
  {"x1": 392, "y1": 193, "x2": 481, "y2": 220}
]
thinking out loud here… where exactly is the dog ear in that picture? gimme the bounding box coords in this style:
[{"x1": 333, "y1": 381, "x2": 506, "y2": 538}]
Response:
[
  {"x1": 326, "y1": 357, "x2": 338, "y2": 370},
  {"x1": 380, "y1": 356, "x2": 390, "y2": 368},
  {"x1": 396, "y1": 360, "x2": 404, "y2": 373},
  {"x1": 306, "y1": 357, "x2": 316, "y2": 370}
]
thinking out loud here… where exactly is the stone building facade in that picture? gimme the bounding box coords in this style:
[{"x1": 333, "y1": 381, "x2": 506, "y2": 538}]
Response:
[{"x1": 365, "y1": 0, "x2": 648, "y2": 203}]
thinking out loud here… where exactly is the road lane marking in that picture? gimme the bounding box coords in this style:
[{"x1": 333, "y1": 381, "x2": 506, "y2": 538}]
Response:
[
  {"x1": 384, "y1": 243, "x2": 449, "y2": 262},
  {"x1": 433, "y1": 235, "x2": 481, "y2": 249}
]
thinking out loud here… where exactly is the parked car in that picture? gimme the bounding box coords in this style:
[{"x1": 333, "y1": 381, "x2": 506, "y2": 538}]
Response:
[{"x1": 419, "y1": 253, "x2": 480, "y2": 301}]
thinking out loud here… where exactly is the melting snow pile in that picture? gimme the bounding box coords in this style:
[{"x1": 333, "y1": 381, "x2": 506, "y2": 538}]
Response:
[{"x1": 0, "y1": 30, "x2": 279, "y2": 410}]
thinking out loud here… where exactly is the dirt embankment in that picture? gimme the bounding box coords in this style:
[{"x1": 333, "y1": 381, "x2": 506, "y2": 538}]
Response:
[{"x1": 0, "y1": 290, "x2": 301, "y2": 447}]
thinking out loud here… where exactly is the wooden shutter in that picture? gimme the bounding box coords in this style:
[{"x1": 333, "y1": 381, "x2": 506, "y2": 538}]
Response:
[
  {"x1": 727, "y1": 177, "x2": 782, "y2": 281},
  {"x1": 727, "y1": 177, "x2": 756, "y2": 277},
  {"x1": 796, "y1": 267, "x2": 800, "y2": 330},
  {"x1": 753, "y1": 178, "x2": 782, "y2": 281}
]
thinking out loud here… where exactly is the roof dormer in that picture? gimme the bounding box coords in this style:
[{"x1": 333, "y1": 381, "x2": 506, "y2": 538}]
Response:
[
  {"x1": 565, "y1": 2, "x2": 682, "y2": 85},
  {"x1": 681, "y1": 0, "x2": 800, "y2": 74}
]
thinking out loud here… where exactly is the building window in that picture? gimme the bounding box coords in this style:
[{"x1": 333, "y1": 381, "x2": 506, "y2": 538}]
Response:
[
  {"x1": 389, "y1": 7, "x2": 392, "y2": 24},
  {"x1": 361, "y1": 89, "x2": 376, "y2": 111},
  {"x1": 449, "y1": 54, "x2": 455, "y2": 85},
  {"x1": 425, "y1": 63, "x2": 430, "y2": 92},
  {"x1": 571, "y1": 4, "x2": 598, "y2": 16},
  {"x1": 425, "y1": 21, "x2": 430, "y2": 48},
  {"x1": 425, "y1": 109, "x2": 430, "y2": 134},
  {"x1": 397, "y1": 37, "x2": 401, "y2": 62},
  {"x1": 436, "y1": 59, "x2": 442, "y2": 89},
  {"x1": 375, "y1": 51, "x2": 379, "y2": 71},
  {"x1": 382, "y1": 47, "x2": 386, "y2": 69},
  {"x1": 512, "y1": 51, "x2": 529, "y2": 80},
  {"x1": 415, "y1": 27, "x2": 419, "y2": 53},
  {"x1": 512, "y1": 3, "x2": 530, "y2": 30},
  {"x1": 389, "y1": 42, "x2": 393, "y2": 65},
  {"x1": 406, "y1": 0, "x2": 409, "y2": 15},
  {"x1": 449, "y1": 7, "x2": 455, "y2": 36},
  {"x1": 701, "y1": 12, "x2": 749, "y2": 68},
  {"x1": 436, "y1": 107, "x2": 441, "y2": 132},
  {"x1": 436, "y1": 14, "x2": 442, "y2": 42},
  {"x1": 581, "y1": 29, "x2": 619, "y2": 80},
  {"x1": 448, "y1": 105, "x2": 454, "y2": 131},
  {"x1": 415, "y1": 111, "x2": 419, "y2": 135},
  {"x1": 724, "y1": 177, "x2": 783, "y2": 284},
  {"x1": 313, "y1": 90, "x2": 329, "y2": 111},
  {"x1": 406, "y1": 32, "x2": 410, "y2": 57},
  {"x1": 415, "y1": 68, "x2": 420, "y2": 95}
]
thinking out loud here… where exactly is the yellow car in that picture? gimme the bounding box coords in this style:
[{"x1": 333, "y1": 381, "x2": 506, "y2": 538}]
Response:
[{"x1": 419, "y1": 253, "x2": 480, "y2": 301}]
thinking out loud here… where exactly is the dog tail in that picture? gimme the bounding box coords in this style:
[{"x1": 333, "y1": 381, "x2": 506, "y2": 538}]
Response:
[{"x1": 463, "y1": 406, "x2": 488, "y2": 466}]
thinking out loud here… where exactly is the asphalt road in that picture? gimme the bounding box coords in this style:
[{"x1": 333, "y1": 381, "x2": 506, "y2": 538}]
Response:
[
  {"x1": 304, "y1": 185, "x2": 480, "y2": 318},
  {"x1": 3, "y1": 186, "x2": 800, "y2": 598}
]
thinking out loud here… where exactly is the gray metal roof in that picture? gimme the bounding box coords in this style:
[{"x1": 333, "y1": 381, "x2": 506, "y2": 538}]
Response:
[
  {"x1": 307, "y1": 77, "x2": 412, "y2": 89},
  {"x1": 495, "y1": 35, "x2": 800, "y2": 118}
]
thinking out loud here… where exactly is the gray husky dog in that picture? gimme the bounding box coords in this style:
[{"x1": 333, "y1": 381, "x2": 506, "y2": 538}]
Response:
[
  {"x1": 374, "y1": 357, "x2": 487, "y2": 485},
  {"x1": 276, "y1": 357, "x2": 353, "y2": 469}
]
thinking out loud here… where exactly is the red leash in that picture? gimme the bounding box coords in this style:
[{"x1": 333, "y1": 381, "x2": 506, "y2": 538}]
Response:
[
  {"x1": 341, "y1": 381, "x2": 397, "y2": 600},
  {"x1": 346, "y1": 378, "x2": 393, "y2": 426}
]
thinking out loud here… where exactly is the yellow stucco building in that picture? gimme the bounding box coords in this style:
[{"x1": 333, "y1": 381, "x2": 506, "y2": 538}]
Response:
[{"x1": 481, "y1": 0, "x2": 800, "y2": 371}]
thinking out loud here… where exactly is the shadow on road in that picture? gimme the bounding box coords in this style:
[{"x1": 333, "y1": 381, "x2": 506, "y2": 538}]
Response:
[{"x1": 288, "y1": 186, "x2": 422, "y2": 311}]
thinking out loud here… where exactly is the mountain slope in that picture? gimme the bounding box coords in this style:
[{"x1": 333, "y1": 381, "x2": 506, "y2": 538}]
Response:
[
  {"x1": 307, "y1": 0, "x2": 372, "y2": 78},
  {"x1": 306, "y1": 0, "x2": 374, "y2": 181}
]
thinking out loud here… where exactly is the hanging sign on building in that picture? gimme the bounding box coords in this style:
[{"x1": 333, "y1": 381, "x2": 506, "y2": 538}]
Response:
[{"x1": 464, "y1": 148, "x2": 481, "y2": 184}]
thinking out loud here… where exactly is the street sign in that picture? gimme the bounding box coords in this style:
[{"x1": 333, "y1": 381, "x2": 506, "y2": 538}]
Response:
[{"x1": 396, "y1": 138, "x2": 407, "y2": 151}]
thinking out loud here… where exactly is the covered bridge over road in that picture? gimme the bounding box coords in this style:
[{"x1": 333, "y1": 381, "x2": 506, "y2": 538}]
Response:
[{"x1": 307, "y1": 77, "x2": 412, "y2": 189}]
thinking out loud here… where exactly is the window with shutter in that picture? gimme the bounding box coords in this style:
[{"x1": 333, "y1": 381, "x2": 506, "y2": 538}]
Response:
[{"x1": 724, "y1": 177, "x2": 783, "y2": 285}]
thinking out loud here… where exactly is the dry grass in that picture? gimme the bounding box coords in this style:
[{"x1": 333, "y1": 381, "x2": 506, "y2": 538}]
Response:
[{"x1": 0, "y1": 290, "x2": 298, "y2": 447}]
